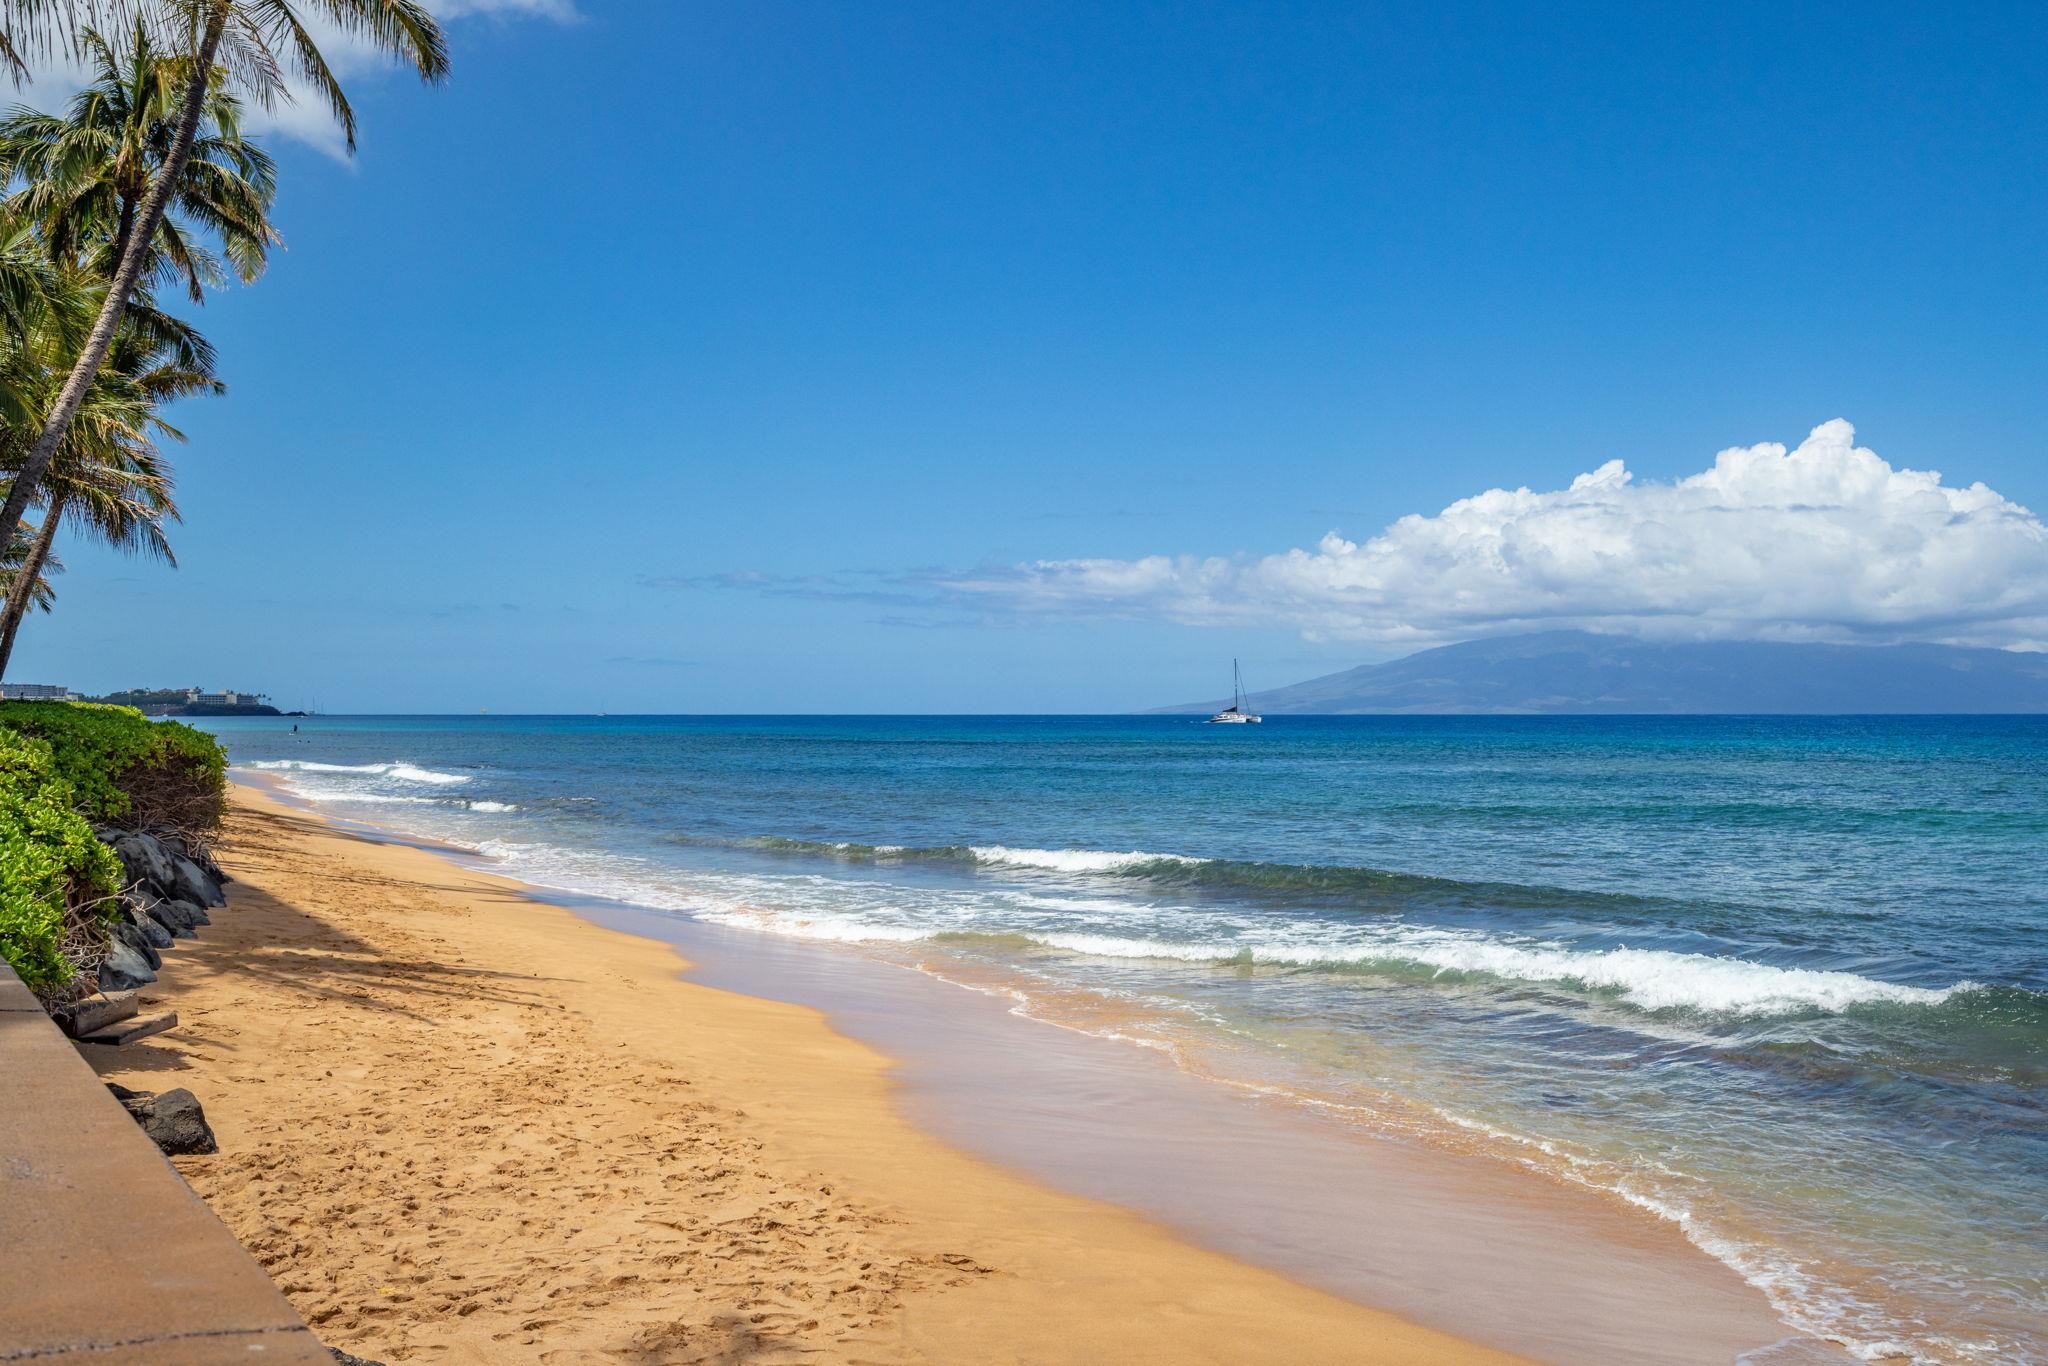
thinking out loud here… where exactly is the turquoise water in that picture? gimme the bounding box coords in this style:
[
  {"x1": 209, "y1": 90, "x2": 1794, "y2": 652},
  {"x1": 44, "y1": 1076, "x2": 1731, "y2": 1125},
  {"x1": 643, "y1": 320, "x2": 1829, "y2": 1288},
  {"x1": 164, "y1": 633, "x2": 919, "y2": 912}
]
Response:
[{"x1": 203, "y1": 715, "x2": 2047, "y2": 1363}]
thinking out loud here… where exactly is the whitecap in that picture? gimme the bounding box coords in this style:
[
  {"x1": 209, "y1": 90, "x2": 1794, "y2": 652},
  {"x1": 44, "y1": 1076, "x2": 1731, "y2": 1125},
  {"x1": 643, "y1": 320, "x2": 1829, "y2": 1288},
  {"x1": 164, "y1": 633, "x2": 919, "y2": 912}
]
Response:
[
  {"x1": 385, "y1": 763, "x2": 472, "y2": 785},
  {"x1": 300, "y1": 792, "x2": 436, "y2": 806},
  {"x1": 242, "y1": 758, "x2": 471, "y2": 785},
  {"x1": 1027, "y1": 928, "x2": 1972, "y2": 1017},
  {"x1": 245, "y1": 759, "x2": 387, "y2": 773},
  {"x1": 969, "y1": 845, "x2": 1209, "y2": 874}
]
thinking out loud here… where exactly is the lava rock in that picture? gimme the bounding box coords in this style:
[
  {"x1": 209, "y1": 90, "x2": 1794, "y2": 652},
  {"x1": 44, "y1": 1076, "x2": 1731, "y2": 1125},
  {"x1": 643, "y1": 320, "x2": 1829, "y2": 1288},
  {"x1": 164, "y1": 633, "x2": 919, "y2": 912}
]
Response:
[
  {"x1": 143, "y1": 899, "x2": 200, "y2": 939},
  {"x1": 107, "y1": 1084, "x2": 218, "y2": 1155},
  {"x1": 328, "y1": 1351, "x2": 386, "y2": 1366},
  {"x1": 98, "y1": 940, "x2": 157, "y2": 990},
  {"x1": 110, "y1": 832, "x2": 177, "y2": 898},
  {"x1": 164, "y1": 897, "x2": 210, "y2": 928},
  {"x1": 111, "y1": 919, "x2": 162, "y2": 970},
  {"x1": 167, "y1": 852, "x2": 224, "y2": 908},
  {"x1": 175, "y1": 839, "x2": 230, "y2": 887},
  {"x1": 125, "y1": 902, "x2": 176, "y2": 949}
]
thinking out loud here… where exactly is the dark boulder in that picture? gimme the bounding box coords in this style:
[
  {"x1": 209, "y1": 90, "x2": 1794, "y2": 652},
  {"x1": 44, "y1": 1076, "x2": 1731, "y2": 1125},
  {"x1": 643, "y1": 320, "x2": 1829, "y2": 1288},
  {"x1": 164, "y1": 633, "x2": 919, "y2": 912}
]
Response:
[
  {"x1": 167, "y1": 852, "x2": 225, "y2": 908},
  {"x1": 107, "y1": 1084, "x2": 218, "y2": 1155},
  {"x1": 171, "y1": 837, "x2": 230, "y2": 887},
  {"x1": 111, "y1": 919, "x2": 162, "y2": 970},
  {"x1": 145, "y1": 898, "x2": 203, "y2": 938},
  {"x1": 110, "y1": 832, "x2": 177, "y2": 898},
  {"x1": 126, "y1": 903, "x2": 176, "y2": 949},
  {"x1": 98, "y1": 940, "x2": 157, "y2": 990},
  {"x1": 329, "y1": 1351, "x2": 386, "y2": 1366}
]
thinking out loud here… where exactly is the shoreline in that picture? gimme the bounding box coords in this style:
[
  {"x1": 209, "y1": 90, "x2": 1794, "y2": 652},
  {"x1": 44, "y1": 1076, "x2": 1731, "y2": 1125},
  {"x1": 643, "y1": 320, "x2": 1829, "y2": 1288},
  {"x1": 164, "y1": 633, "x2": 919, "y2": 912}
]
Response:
[
  {"x1": 88, "y1": 782, "x2": 1522, "y2": 1363},
  {"x1": 572, "y1": 904, "x2": 1838, "y2": 1365},
  {"x1": 227, "y1": 772, "x2": 1852, "y2": 1364}
]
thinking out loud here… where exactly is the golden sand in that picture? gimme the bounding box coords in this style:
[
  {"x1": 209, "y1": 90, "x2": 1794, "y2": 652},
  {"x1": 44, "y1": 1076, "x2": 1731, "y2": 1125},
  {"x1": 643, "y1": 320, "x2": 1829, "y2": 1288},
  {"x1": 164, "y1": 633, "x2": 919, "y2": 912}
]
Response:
[{"x1": 87, "y1": 786, "x2": 1516, "y2": 1364}]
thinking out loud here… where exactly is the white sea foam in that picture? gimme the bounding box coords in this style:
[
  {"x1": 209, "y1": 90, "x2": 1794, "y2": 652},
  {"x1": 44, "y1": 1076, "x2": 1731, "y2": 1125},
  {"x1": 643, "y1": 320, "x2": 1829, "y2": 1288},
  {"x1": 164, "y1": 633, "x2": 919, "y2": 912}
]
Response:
[
  {"x1": 229, "y1": 786, "x2": 1972, "y2": 1022},
  {"x1": 469, "y1": 839, "x2": 702, "y2": 914},
  {"x1": 385, "y1": 763, "x2": 472, "y2": 785},
  {"x1": 692, "y1": 904, "x2": 937, "y2": 944},
  {"x1": 244, "y1": 758, "x2": 471, "y2": 785},
  {"x1": 301, "y1": 792, "x2": 437, "y2": 806},
  {"x1": 518, "y1": 862, "x2": 1969, "y2": 1020},
  {"x1": 245, "y1": 759, "x2": 384, "y2": 773},
  {"x1": 457, "y1": 840, "x2": 948, "y2": 950},
  {"x1": 1400, "y1": 940, "x2": 1968, "y2": 1014},
  {"x1": 1017, "y1": 929, "x2": 1971, "y2": 1016},
  {"x1": 969, "y1": 845, "x2": 1209, "y2": 874}
]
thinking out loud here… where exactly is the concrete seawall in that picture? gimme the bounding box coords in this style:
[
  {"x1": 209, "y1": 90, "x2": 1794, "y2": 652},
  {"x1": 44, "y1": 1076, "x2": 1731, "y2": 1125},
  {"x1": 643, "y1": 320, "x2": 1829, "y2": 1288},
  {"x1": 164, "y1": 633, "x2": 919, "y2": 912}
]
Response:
[{"x1": 0, "y1": 961, "x2": 326, "y2": 1364}]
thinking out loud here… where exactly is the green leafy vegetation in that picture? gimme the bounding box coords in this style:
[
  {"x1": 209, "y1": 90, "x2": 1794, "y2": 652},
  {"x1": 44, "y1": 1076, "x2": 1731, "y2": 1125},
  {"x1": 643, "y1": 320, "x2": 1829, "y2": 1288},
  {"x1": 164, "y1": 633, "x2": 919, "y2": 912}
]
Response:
[
  {"x1": 0, "y1": 699, "x2": 224, "y2": 831},
  {"x1": 0, "y1": 702, "x2": 224, "y2": 995},
  {"x1": 92, "y1": 688, "x2": 197, "y2": 709},
  {"x1": 0, "y1": 724, "x2": 120, "y2": 994}
]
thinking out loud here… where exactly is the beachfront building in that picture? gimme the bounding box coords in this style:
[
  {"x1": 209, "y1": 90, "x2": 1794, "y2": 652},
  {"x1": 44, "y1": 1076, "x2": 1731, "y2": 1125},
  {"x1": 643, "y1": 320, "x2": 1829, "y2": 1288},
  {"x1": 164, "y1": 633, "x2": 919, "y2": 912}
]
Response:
[
  {"x1": 185, "y1": 689, "x2": 265, "y2": 707},
  {"x1": 0, "y1": 683, "x2": 81, "y2": 701}
]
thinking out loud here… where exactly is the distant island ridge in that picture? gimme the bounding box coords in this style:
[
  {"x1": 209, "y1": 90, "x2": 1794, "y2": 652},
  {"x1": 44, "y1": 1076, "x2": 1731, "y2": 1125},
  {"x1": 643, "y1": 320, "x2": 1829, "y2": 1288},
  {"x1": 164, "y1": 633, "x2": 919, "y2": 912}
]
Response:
[{"x1": 1156, "y1": 632, "x2": 2048, "y2": 715}]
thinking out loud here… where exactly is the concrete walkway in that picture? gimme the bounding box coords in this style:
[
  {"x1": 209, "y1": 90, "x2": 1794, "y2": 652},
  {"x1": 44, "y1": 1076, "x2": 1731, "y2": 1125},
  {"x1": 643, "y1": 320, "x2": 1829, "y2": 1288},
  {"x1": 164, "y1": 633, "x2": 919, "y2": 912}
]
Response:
[{"x1": 0, "y1": 962, "x2": 327, "y2": 1364}]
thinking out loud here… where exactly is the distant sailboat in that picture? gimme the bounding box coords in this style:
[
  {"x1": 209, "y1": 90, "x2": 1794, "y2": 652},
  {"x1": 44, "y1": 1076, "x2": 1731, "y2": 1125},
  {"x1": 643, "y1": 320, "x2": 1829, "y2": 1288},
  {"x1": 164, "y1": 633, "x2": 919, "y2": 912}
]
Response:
[{"x1": 1207, "y1": 660, "x2": 1262, "y2": 724}]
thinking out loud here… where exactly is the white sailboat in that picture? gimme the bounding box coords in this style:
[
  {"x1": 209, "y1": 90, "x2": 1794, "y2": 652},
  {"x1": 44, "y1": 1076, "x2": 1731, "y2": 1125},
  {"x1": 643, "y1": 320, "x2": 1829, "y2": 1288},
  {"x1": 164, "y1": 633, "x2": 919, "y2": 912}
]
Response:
[{"x1": 1207, "y1": 660, "x2": 1262, "y2": 724}]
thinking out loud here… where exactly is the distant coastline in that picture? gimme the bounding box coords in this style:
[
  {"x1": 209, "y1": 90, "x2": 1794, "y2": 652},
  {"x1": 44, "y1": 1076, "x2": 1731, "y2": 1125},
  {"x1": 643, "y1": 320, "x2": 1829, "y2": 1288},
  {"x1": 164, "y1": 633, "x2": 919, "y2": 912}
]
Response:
[
  {"x1": 94, "y1": 688, "x2": 283, "y2": 719},
  {"x1": 144, "y1": 701, "x2": 283, "y2": 718}
]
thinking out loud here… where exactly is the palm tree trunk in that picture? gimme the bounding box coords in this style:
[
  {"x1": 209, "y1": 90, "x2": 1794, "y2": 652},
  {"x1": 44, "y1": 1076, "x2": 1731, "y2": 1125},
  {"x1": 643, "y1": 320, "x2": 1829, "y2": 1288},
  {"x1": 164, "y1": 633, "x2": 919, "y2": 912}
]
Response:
[
  {"x1": 0, "y1": 497, "x2": 64, "y2": 678},
  {"x1": 0, "y1": 1, "x2": 226, "y2": 677}
]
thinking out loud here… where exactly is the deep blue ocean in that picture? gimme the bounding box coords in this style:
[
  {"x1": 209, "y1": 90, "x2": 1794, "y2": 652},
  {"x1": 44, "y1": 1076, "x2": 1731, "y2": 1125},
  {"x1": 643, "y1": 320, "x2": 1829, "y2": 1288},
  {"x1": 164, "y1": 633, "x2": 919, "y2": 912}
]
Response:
[{"x1": 200, "y1": 714, "x2": 2046, "y2": 1364}]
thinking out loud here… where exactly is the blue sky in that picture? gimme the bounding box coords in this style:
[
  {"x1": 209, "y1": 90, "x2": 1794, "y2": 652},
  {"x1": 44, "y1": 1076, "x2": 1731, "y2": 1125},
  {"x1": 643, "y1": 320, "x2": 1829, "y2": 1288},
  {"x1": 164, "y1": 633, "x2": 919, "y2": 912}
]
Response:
[{"x1": 15, "y1": 0, "x2": 2048, "y2": 712}]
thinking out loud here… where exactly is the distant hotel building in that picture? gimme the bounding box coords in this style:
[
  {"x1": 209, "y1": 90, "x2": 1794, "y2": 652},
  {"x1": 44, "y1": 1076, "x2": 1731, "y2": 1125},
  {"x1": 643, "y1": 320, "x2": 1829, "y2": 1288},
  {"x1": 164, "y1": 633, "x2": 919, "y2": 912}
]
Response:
[
  {"x1": 0, "y1": 683, "x2": 81, "y2": 701},
  {"x1": 186, "y1": 689, "x2": 264, "y2": 707}
]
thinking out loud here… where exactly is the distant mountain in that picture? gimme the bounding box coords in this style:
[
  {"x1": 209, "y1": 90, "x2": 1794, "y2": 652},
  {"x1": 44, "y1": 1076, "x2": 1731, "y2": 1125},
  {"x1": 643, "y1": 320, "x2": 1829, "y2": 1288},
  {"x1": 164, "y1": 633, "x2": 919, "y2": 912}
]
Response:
[{"x1": 1157, "y1": 632, "x2": 2048, "y2": 715}]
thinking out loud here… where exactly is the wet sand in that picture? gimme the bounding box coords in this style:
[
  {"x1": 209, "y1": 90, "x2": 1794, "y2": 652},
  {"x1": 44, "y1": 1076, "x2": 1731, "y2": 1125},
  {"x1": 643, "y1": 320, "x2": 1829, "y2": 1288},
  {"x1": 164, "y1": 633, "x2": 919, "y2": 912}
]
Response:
[
  {"x1": 87, "y1": 785, "x2": 1518, "y2": 1364},
  {"x1": 584, "y1": 909, "x2": 1842, "y2": 1365}
]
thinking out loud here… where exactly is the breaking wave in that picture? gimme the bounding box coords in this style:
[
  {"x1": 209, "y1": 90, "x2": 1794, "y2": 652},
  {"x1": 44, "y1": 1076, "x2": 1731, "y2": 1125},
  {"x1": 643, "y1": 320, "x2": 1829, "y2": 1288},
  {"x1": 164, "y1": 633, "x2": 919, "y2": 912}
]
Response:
[
  {"x1": 246, "y1": 758, "x2": 472, "y2": 786},
  {"x1": 687, "y1": 834, "x2": 1708, "y2": 917},
  {"x1": 685, "y1": 901, "x2": 1982, "y2": 1019},
  {"x1": 969, "y1": 845, "x2": 1211, "y2": 874}
]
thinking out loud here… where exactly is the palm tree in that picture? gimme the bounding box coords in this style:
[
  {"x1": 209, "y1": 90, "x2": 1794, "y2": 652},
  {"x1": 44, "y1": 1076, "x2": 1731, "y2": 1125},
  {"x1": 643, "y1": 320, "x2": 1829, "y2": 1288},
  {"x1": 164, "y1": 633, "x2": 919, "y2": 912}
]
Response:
[
  {"x1": 0, "y1": 321, "x2": 197, "y2": 673},
  {"x1": 0, "y1": 16, "x2": 276, "y2": 678},
  {"x1": 0, "y1": 0, "x2": 447, "y2": 595},
  {"x1": 0, "y1": 521, "x2": 61, "y2": 617},
  {"x1": 0, "y1": 190, "x2": 92, "y2": 428},
  {"x1": 0, "y1": 427, "x2": 179, "y2": 670},
  {"x1": 2, "y1": 21, "x2": 280, "y2": 301}
]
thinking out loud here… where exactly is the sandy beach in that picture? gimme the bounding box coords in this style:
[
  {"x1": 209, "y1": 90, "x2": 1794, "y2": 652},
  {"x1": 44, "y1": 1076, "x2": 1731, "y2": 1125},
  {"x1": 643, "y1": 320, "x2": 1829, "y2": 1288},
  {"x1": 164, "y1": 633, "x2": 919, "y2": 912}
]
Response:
[
  {"x1": 4, "y1": 3, "x2": 2034, "y2": 1358},
  {"x1": 84, "y1": 784, "x2": 1518, "y2": 1364}
]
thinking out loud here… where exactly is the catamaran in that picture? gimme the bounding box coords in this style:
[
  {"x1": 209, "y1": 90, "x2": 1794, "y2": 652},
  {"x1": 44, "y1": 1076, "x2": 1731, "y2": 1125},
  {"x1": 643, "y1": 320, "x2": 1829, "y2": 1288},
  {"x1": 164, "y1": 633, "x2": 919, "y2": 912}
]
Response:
[{"x1": 1208, "y1": 660, "x2": 1262, "y2": 724}]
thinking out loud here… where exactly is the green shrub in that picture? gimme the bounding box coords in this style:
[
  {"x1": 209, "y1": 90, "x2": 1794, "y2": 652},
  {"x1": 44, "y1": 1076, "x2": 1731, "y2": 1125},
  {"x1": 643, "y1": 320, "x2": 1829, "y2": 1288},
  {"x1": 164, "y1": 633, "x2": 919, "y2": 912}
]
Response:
[
  {"x1": 0, "y1": 703, "x2": 224, "y2": 998},
  {"x1": 0, "y1": 701, "x2": 225, "y2": 835},
  {"x1": 0, "y1": 728, "x2": 122, "y2": 996}
]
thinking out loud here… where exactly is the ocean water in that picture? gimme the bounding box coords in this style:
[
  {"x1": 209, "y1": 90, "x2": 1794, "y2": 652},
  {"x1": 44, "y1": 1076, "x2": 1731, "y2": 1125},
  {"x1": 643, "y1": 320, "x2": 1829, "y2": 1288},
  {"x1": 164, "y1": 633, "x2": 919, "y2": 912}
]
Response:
[{"x1": 204, "y1": 715, "x2": 2046, "y2": 1363}]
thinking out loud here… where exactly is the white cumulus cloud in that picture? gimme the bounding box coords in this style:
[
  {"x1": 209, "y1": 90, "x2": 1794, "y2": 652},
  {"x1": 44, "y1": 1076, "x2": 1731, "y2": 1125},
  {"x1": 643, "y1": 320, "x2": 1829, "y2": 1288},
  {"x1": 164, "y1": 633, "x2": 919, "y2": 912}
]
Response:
[
  {"x1": 937, "y1": 421, "x2": 2048, "y2": 650},
  {"x1": 8, "y1": 0, "x2": 575, "y2": 159}
]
